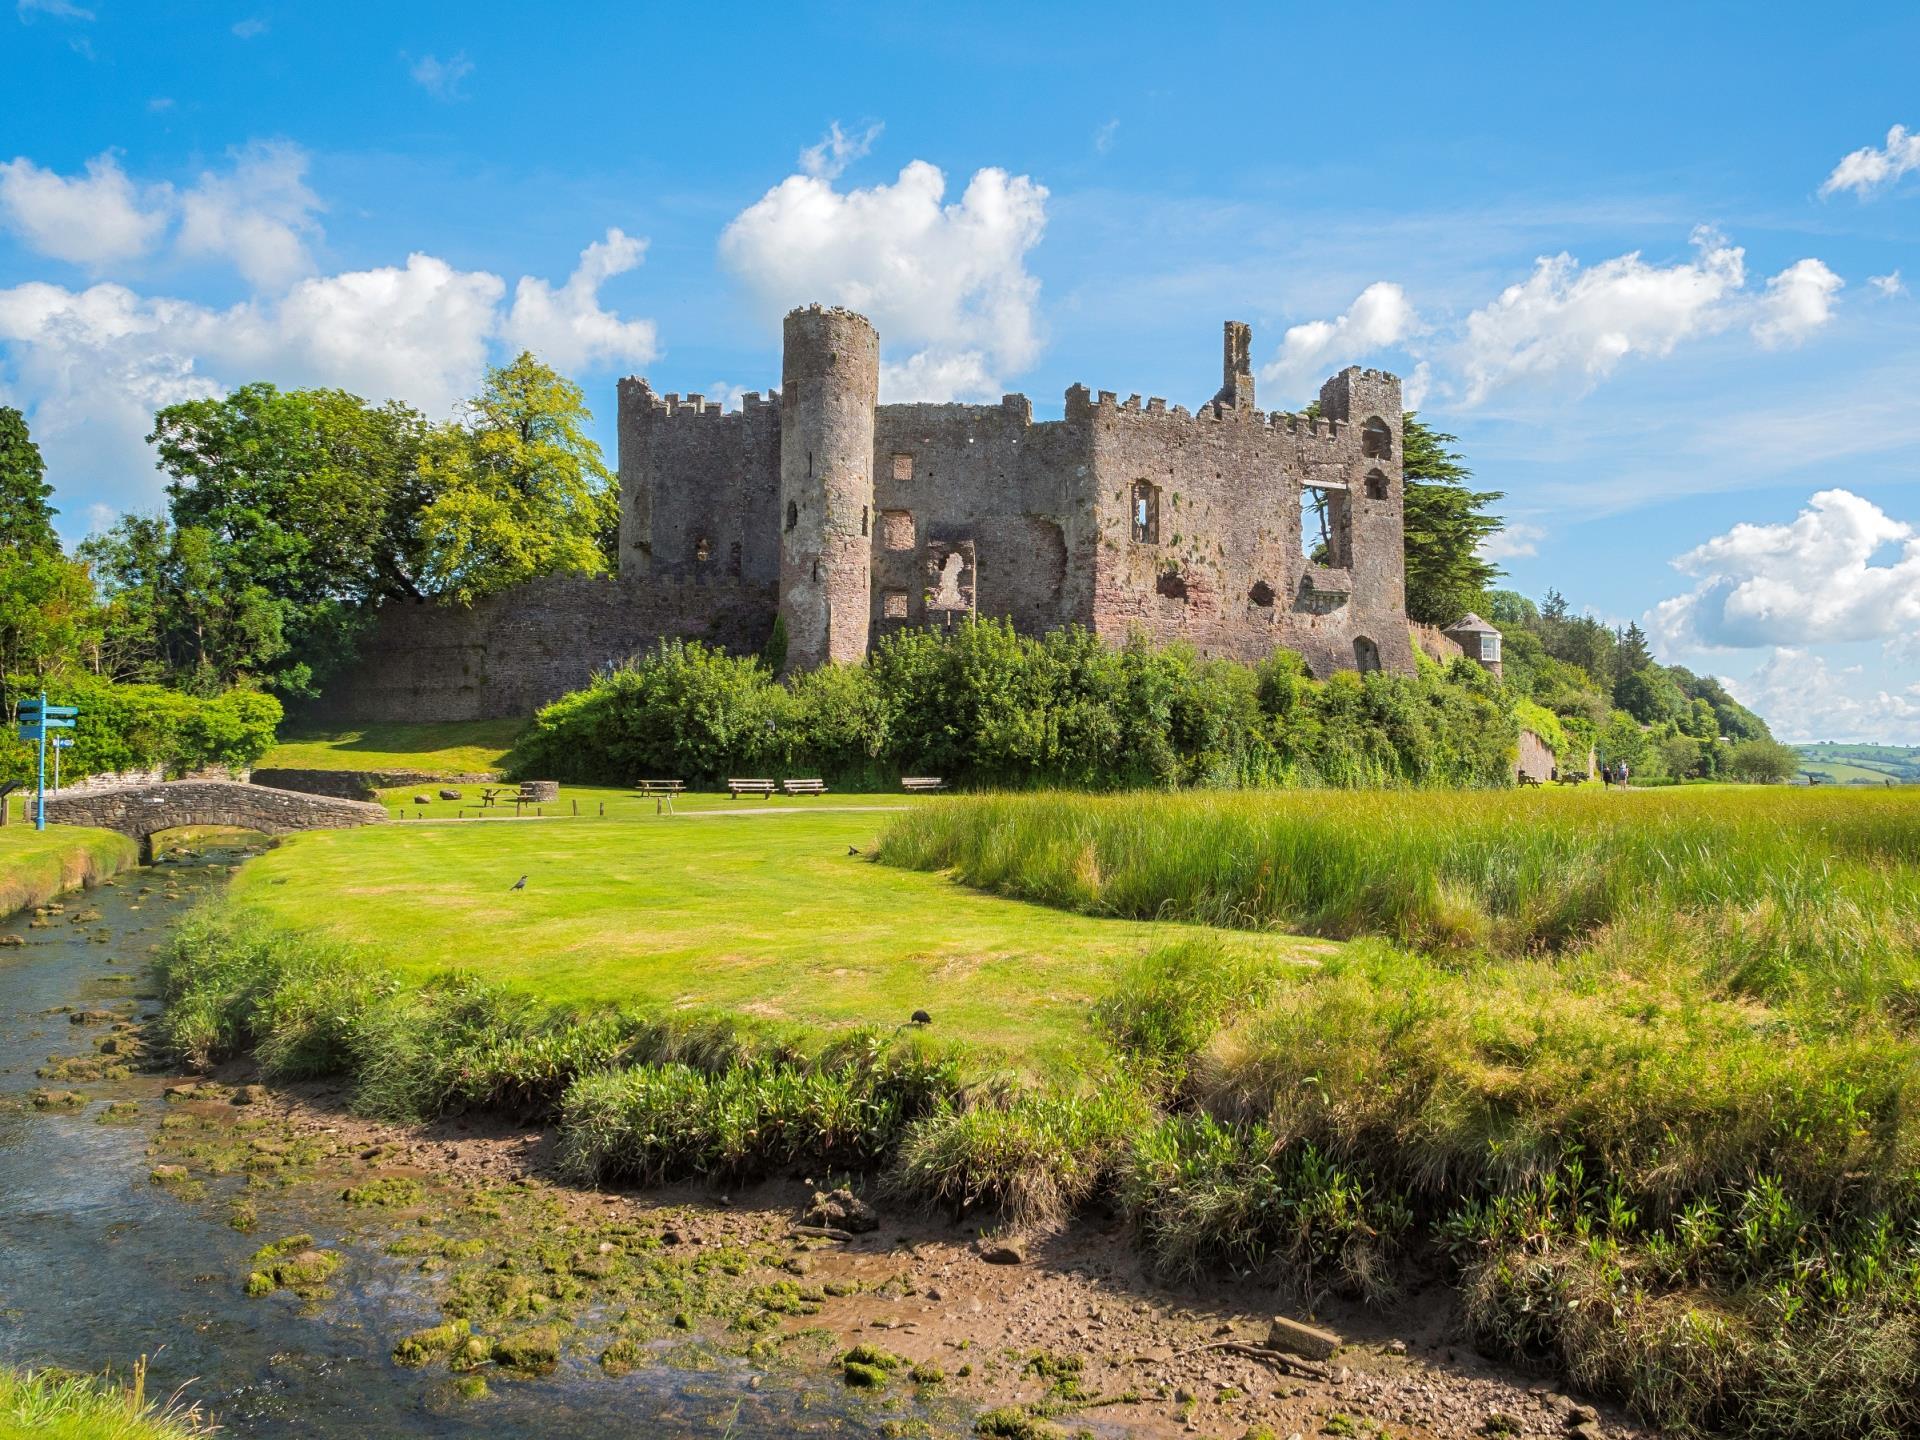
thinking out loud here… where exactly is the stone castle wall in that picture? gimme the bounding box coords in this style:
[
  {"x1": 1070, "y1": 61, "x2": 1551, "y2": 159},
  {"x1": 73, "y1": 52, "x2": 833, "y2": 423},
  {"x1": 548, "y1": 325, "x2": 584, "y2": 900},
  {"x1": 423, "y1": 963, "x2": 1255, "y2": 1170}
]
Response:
[{"x1": 312, "y1": 573, "x2": 775, "y2": 724}]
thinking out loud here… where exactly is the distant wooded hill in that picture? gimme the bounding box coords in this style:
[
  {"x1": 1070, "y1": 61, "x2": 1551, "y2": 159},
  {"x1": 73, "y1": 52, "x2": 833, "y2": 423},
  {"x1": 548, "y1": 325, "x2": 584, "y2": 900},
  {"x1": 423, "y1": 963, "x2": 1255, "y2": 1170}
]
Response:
[{"x1": 1796, "y1": 743, "x2": 1920, "y2": 785}]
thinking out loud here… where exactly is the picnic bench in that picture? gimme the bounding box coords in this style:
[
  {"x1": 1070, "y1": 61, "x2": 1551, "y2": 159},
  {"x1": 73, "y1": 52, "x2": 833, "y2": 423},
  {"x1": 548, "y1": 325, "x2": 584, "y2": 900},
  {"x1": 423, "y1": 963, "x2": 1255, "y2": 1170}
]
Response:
[
  {"x1": 901, "y1": 776, "x2": 947, "y2": 793},
  {"x1": 782, "y1": 778, "x2": 828, "y2": 796},
  {"x1": 478, "y1": 782, "x2": 556, "y2": 813},
  {"x1": 1517, "y1": 773, "x2": 1543, "y2": 788},
  {"x1": 635, "y1": 778, "x2": 684, "y2": 813},
  {"x1": 728, "y1": 778, "x2": 778, "y2": 799}
]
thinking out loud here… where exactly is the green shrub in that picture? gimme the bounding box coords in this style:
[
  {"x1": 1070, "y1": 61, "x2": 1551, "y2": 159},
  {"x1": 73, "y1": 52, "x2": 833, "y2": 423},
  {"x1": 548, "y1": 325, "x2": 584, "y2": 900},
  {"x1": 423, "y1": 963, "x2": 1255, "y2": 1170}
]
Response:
[
  {"x1": 505, "y1": 620, "x2": 1521, "y2": 790},
  {"x1": 0, "y1": 673, "x2": 280, "y2": 786}
]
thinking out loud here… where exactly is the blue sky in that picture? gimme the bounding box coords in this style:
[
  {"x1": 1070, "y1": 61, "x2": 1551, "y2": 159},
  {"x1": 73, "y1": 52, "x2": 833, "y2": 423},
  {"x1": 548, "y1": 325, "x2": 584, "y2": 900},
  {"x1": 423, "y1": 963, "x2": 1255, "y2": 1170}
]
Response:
[{"x1": 5, "y1": 0, "x2": 1919, "y2": 741}]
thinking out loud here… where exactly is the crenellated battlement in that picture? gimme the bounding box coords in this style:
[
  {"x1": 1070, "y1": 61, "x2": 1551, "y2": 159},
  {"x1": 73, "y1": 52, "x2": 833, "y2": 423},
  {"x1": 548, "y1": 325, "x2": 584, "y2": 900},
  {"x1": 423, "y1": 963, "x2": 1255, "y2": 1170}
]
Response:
[
  {"x1": 623, "y1": 378, "x2": 781, "y2": 420},
  {"x1": 1065, "y1": 382, "x2": 1351, "y2": 441}
]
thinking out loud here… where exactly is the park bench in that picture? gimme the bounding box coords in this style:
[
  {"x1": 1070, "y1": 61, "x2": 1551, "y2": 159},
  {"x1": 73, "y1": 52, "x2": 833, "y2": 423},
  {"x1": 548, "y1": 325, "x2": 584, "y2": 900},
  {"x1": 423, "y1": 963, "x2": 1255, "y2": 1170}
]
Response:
[
  {"x1": 1517, "y1": 773, "x2": 1543, "y2": 788},
  {"x1": 901, "y1": 777, "x2": 947, "y2": 793},
  {"x1": 635, "y1": 778, "x2": 684, "y2": 813},
  {"x1": 782, "y1": 778, "x2": 828, "y2": 797},
  {"x1": 728, "y1": 778, "x2": 778, "y2": 799}
]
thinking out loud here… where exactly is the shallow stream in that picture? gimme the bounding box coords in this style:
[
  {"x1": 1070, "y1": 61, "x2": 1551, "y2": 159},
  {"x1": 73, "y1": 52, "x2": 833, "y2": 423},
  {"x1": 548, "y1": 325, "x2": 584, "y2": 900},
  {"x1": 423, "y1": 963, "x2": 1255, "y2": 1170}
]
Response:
[{"x1": 0, "y1": 844, "x2": 909, "y2": 1436}]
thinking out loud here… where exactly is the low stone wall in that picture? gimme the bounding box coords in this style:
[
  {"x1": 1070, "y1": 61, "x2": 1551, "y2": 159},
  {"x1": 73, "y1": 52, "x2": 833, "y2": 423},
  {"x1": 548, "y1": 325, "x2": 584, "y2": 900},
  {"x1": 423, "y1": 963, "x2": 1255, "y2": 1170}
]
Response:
[
  {"x1": 1517, "y1": 728, "x2": 1557, "y2": 783},
  {"x1": 251, "y1": 768, "x2": 499, "y2": 802},
  {"x1": 45, "y1": 780, "x2": 386, "y2": 860},
  {"x1": 1411, "y1": 623, "x2": 1465, "y2": 666},
  {"x1": 310, "y1": 573, "x2": 777, "y2": 725}
]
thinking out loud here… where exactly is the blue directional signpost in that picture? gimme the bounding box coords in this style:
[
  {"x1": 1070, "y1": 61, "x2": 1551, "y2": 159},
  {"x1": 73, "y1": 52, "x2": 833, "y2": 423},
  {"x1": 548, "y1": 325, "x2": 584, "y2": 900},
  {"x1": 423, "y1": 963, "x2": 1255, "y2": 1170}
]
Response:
[{"x1": 16, "y1": 693, "x2": 78, "y2": 831}]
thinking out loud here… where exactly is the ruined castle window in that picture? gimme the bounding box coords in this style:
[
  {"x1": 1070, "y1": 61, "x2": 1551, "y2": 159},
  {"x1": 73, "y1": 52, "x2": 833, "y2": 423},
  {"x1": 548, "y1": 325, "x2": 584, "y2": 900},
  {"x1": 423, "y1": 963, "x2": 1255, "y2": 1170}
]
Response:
[
  {"x1": 882, "y1": 589, "x2": 910, "y2": 620},
  {"x1": 1301, "y1": 484, "x2": 1352, "y2": 568},
  {"x1": 882, "y1": 509, "x2": 915, "y2": 551},
  {"x1": 1354, "y1": 636, "x2": 1382, "y2": 674},
  {"x1": 694, "y1": 536, "x2": 710, "y2": 563},
  {"x1": 1361, "y1": 416, "x2": 1393, "y2": 460},
  {"x1": 892, "y1": 453, "x2": 914, "y2": 481},
  {"x1": 1364, "y1": 470, "x2": 1389, "y2": 501},
  {"x1": 862, "y1": 505, "x2": 870, "y2": 537},
  {"x1": 1248, "y1": 580, "x2": 1275, "y2": 607},
  {"x1": 1131, "y1": 481, "x2": 1160, "y2": 544},
  {"x1": 785, "y1": 500, "x2": 798, "y2": 533}
]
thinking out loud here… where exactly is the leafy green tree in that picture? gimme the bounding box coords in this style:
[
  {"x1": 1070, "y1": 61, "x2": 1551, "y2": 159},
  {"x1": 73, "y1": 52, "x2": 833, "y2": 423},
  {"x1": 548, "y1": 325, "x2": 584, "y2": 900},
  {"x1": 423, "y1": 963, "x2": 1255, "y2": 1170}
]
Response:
[
  {"x1": 1401, "y1": 415, "x2": 1505, "y2": 625},
  {"x1": 146, "y1": 383, "x2": 433, "y2": 695},
  {"x1": 0, "y1": 548, "x2": 97, "y2": 722},
  {"x1": 417, "y1": 353, "x2": 618, "y2": 603},
  {"x1": 0, "y1": 407, "x2": 57, "y2": 553},
  {"x1": 1727, "y1": 738, "x2": 1800, "y2": 784},
  {"x1": 79, "y1": 515, "x2": 286, "y2": 695}
]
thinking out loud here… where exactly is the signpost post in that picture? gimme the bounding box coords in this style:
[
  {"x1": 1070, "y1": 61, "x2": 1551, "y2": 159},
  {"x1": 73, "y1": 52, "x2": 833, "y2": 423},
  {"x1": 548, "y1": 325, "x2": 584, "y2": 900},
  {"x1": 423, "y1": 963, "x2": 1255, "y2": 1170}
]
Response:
[{"x1": 15, "y1": 694, "x2": 78, "y2": 831}]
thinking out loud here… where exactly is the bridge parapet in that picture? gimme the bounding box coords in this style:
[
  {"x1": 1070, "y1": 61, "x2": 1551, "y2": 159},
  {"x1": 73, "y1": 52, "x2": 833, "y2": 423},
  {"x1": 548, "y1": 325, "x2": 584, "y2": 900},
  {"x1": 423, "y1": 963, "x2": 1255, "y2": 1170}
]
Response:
[{"x1": 43, "y1": 780, "x2": 387, "y2": 861}]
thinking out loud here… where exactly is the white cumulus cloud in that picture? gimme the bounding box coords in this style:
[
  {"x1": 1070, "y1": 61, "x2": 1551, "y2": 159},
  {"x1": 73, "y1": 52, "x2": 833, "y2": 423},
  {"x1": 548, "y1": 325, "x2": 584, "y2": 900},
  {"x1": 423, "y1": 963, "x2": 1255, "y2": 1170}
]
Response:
[
  {"x1": 1724, "y1": 648, "x2": 1920, "y2": 745},
  {"x1": 1650, "y1": 489, "x2": 1920, "y2": 651},
  {"x1": 719, "y1": 158, "x2": 1048, "y2": 403},
  {"x1": 1869, "y1": 270, "x2": 1906, "y2": 297},
  {"x1": 1753, "y1": 258, "x2": 1843, "y2": 348},
  {"x1": 1258, "y1": 281, "x2": 1418, "y2": 404},
  {"x1": 799, "y1": 121, "x2": 882, "y2": 181},
  {"x1": 1480, "y1": 521, "x2": 1544, "y2": 562},
  {"x1": 502, "y1": 228, "x2": 658, "y2": 372},
  {"x1": 1453, "y1": 229, "x2": 1842, "y2": 402},
  {"x1": 0, "y1": 152, "x2": 169, "y2": 267},
  {"x1": 1820, "y1": 123, "x2": 1920, "y2": 199},
  {"x1": 176, "y1": 140, "x2": 323, "y2": 290},
  {"x1": 0, "y1": 239, "x2": 656, "y2": 529}
]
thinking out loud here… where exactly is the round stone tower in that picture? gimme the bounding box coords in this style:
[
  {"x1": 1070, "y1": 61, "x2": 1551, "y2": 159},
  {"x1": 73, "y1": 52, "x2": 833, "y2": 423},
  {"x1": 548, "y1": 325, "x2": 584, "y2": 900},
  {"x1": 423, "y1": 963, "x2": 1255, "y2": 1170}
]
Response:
[{"x1": 778, "y1": 305, "x2": 879, "y2": 672}]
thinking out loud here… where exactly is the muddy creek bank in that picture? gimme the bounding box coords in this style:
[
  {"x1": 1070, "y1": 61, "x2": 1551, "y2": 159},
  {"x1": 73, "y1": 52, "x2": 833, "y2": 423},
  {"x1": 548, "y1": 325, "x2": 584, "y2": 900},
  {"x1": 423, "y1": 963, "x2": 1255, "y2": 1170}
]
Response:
[{"x1": 0, "y1": 842, "x2": 1646, "y2": 1440}]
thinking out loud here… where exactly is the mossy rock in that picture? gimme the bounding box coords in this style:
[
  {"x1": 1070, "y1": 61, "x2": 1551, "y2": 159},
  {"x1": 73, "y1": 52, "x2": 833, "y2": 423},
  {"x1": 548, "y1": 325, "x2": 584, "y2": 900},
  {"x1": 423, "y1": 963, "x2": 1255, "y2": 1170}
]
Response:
[
  {"x1": 342, "y1": 1175, "x2": 427, "y2": 1208},
  {"x1": 96, "y1": 1100, "x2": 140, "y2": 1124},
  {"x1": 841, "y1": 1343, "x2": 902, "y2": 1388},
  {"x1": 973, "y1": 1409, "x2": 1070, "y2": 1439},
  {"x1": 453, "y1": 1375, "x2": 489, "y2": 1402},
  {"x1": 246, "y1": 1234, "x2": 342, "y2": 1299},
  {"x1": 492, "y1": 1325, "x2": 564, "y2": 1376},
  {"x1": 29, "y1": 1088, "x2": 87, "y2": 1111},
  {"x1": 393, "y1": 1318, "x2": 472, "y2": 1368},
  {"x1": 909, "y1": 1362, "x2": 946, "y2": 1384},
  {"x1": 599, "y1": 1338, "x2": 643, "y2": 1376}
]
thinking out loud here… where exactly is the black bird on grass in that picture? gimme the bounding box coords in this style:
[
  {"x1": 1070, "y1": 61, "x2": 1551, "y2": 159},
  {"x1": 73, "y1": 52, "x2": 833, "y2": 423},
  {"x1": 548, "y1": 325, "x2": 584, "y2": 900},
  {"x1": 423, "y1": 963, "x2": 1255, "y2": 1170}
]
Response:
[
  {"x1": 510, "y1": 875, "x2": 528, "y2": 891},
  {"x1": 910, "y1": 1010, "x2": 932, "y2": 1026},
  {"x1": 847, "y1": 845, "x2": 860, "y2": 856}
]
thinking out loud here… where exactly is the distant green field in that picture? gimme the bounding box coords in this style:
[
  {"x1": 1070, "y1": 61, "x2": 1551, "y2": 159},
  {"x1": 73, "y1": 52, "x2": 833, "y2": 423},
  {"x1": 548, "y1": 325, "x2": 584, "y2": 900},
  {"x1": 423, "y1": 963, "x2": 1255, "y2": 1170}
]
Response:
[
  {"x1": 257, "y1": 719, "x2": 524, "y2": 775},
  {"x1": 1796, "y1": 741, "x2": 1920, "y2": 785}
]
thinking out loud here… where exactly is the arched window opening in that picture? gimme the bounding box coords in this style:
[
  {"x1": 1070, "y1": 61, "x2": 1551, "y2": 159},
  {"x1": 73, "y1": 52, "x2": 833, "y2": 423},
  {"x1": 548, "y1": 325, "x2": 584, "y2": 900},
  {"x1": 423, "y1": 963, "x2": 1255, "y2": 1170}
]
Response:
[
  {"x1": 1248, "y1": 580, "x2": 1275, "y2": 607},
  {"x1": 1364, "y1": 470, "x2": 1389, "y2": 501},
  {"x1": 1361, "y1": 416, "x2": 1392, "y2": 460},
  {"x1": 1354, "y1": 636, "x2": 1382, "y2": 674},
  {"x1": 785, "y1": 500, "x2": 798, "y2": 532},
  {"x1": 1131, "y1": 480, "x2": 1160, "y2": 544}
]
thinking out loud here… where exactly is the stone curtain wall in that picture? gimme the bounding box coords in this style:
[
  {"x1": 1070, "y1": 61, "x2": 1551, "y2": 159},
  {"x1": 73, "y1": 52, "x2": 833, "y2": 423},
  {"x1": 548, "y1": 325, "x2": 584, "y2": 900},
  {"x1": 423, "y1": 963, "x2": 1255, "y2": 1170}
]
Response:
[
  {"x1": 1517, "y1": 729, "x2": 1558, "y2": 782},
  {"x1": 313, "y1": 573, "x2": 777, "y2": 725},
  {"x1": 1077, "y1": 367, "x2": 1415, "y2": 678},
  {"x1": 45, "y1": 779, "x2": 385, "y2": 859},
  {"x1": 868, "y1": 397, "x2": 1096, "y2": 641}
]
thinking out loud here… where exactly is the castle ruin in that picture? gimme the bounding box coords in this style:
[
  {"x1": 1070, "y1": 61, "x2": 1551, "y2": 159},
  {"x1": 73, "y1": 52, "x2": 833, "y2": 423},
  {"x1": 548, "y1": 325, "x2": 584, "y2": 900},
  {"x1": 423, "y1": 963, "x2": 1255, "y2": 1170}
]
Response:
[
  {"x1": 317, "y1": 306, "x2": 1415, "y2": 723},
  {"x1": 620, "y1": 305, "x2": 1414, "y2": 678}
]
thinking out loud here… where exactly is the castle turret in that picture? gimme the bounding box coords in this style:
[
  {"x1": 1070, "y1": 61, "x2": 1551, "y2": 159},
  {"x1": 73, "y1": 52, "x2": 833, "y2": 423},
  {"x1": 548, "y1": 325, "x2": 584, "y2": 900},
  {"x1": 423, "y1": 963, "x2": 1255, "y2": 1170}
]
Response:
[
  {"x1": 778, "y1": 305, "x2": 879, "y2": 671},
  {"x1": 1212, "y1": 320, "x2": 1255, "y2": 412}
]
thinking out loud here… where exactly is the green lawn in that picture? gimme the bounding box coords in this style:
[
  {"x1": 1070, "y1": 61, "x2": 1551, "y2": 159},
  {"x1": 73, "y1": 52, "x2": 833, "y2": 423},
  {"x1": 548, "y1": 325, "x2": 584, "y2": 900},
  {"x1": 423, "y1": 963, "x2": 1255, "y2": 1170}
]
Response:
[
  {"x1": 231, "y1": 798, "x2": 1297, "y2": 1073},
  {"x1": 255, "y1": 719, "x2": 525, "y2": 775},
  {"x1": 371, "y1": 782, "x2": 933, "y2": 819},
  {"x1": 0, "y1": 824, "x2": 140, "y2": 918}
]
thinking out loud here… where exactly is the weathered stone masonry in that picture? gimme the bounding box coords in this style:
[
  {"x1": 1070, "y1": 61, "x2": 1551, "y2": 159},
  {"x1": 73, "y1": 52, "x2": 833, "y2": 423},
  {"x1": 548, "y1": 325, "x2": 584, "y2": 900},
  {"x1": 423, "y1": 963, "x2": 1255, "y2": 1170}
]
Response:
[
  {"x1": 45, "y1": 780, "x2": 386, "y2": 861},
  {"x1": 322, "y1": 306, "x2": 1416, "y2": 723},
  {"x1": 622, "y1": 305, "x2": 1415, "y2": 675}
]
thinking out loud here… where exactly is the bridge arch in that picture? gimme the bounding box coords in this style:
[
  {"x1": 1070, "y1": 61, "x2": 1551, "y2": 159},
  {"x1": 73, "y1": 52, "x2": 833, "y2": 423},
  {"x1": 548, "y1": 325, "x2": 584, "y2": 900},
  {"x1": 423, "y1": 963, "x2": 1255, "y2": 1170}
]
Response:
[{"x1": 42, "y1": 780, "x2": 387, "y2": 862}]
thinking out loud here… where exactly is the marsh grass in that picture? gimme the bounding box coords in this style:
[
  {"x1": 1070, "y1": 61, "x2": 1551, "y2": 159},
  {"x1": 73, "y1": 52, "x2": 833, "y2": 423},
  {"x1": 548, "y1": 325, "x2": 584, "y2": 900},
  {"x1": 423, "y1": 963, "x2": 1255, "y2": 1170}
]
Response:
[
  {"x1": 0, "y1": 1358, "x2": 213, "y2": 1439},
  {"x1": 157, "y1": 784, "x2": 1920, "y2": 1435}
]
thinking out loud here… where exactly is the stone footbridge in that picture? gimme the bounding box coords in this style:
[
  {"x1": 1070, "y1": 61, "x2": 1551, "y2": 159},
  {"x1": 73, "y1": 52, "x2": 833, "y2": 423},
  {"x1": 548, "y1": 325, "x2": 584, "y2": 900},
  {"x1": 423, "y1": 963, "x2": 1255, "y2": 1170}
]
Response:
[{"x1": 43, "y1": 780, "x2": 387, "y2": 861}]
